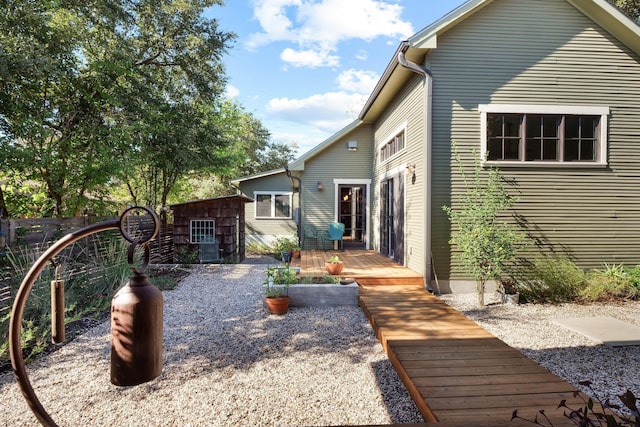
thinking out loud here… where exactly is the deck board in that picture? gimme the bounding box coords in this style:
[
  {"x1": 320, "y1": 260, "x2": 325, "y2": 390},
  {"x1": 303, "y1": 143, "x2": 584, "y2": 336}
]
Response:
[
  {"x1": 358, "y1": 284, "x2": 607, "y2": 426},
  {"x1": 292, "y1": 249, "x2": 423, "y2": 286}
]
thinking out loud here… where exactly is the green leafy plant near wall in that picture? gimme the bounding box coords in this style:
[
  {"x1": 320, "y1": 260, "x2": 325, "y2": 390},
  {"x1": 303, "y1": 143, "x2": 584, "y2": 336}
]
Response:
[{"x1": 443, "y1": 144, "x2": 528, "y2": 306}]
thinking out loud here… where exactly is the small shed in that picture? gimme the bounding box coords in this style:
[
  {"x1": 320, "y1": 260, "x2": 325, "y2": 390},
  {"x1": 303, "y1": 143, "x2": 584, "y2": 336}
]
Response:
[{"x1": 170, "y1": 195, "x2": 252, "y2": 263}]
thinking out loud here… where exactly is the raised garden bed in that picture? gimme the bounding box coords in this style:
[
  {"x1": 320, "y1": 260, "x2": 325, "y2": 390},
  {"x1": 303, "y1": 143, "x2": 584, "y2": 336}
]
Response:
[{"x1": 288, "y1": 282, "x2": 358, "y2": 307}]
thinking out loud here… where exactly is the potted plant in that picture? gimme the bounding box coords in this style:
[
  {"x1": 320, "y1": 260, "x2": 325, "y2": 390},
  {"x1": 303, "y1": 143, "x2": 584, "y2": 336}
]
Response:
[
  {"x1": 291, "y1": 246, "x2": 301, "y2": 259},
  {"x1": 325, "y1": 255, "x2": 344, "y2": 275},
  {"x1": 497, "y1": 279, "x2": 519, "y2": 305},
  {"x1": 264, "y1": 264, "x2": 298, "y2": 314}
]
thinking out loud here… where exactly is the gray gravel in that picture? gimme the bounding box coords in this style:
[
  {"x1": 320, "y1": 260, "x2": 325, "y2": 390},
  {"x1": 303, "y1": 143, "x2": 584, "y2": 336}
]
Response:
[
  {"x1": 439, "y1": 293, "x2": 640, "y2": 416},
  {"x1": 0, "y1": 263, "x2": 423, "y2": 426}
]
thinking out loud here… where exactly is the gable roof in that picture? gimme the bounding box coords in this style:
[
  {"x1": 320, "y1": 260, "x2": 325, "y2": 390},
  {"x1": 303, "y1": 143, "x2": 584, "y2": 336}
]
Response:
[
  {"x1": 170, "y1": 194, "x2": 253, "y2": 208},
  {"x1": 359, "y1": 0, "x2": 640, "y2": 123},
  {"x1": 287, "y1": 119, "x2": 361, "y2": 171},
  {"x1": 244, "y1": 0, "x2": 640, "y2": 178},
  {"x1": 229, "y1": 168, "x2": 287, "y2": 186}
]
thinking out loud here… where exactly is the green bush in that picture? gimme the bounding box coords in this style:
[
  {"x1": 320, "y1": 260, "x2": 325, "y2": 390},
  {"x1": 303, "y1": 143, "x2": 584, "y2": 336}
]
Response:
[
  {"x1": 246, "y1": 241, "x2": 273, "y2": 255},
  {"x1": 582, "y1": 263, "x2": 640, "y2": 302},
  {"x1": 271, "y1": 235, "x2": 297, "y2": 258},
  {"x1": 514, "y1": 255, "x2": 585, "y2": 303},
  {"x1": 0, "y1": 234, "x2": 132, "y2": 365}
]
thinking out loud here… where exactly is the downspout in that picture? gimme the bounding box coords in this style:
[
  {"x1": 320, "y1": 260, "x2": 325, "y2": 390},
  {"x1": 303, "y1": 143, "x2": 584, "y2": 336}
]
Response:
[
  {"x1": 284, "y1": 165, "x2": 302, "y2": 247},
  {"x1": 397, "y1": 50, "x2": 434, "y2": 292}
]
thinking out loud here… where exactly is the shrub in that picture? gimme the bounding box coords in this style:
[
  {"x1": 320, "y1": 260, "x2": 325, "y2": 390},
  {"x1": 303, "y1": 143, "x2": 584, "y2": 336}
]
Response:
[
  {"x1": 443, "y1": 145, "x2": 527, "y2": 306},
  {"x1": 514, "y1": 255, "x2": 585, "y2": 303},
  {"x1": 246, "y1": 241, "x2": 272, "y2": 255},
  {"x1": 582, "y1": 264, "x2": 640, "y2": 302},
  {"x1": 513, "y1": 381, "x2": 639, "y2": 426},
  {"x1": 271, "y1": 235, "x2": 297, "y2": 258}
]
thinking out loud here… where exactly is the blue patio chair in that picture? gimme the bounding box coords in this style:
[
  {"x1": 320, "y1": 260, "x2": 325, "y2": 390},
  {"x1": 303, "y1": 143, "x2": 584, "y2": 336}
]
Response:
[
  {"x1": 327, "y1": 222, "x2": 345, "y2": 251},
  {"x1": 199, "y1": 236, "x2": 224, "y2": 263},
  {"x1": 302, "y1": 224, "x2": 327, "y2": 250}
]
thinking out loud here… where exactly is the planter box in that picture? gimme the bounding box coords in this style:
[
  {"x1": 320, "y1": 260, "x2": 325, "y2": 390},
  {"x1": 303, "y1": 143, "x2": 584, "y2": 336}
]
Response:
[{"x1": 288, "y1": 283, "x2": 358, "y2": 307}]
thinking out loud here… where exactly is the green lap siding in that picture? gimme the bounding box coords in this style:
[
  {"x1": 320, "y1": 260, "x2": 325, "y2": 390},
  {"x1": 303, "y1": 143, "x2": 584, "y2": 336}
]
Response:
[
  {"x1": 428, "y1": 0, "x2": 640, "y2": 281},
  {"x1": 238, "y1": 172, "x2": 298, "y2": 245}
]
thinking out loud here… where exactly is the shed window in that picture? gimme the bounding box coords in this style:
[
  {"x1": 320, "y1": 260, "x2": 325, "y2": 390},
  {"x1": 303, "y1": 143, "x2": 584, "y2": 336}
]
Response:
[
  {"x1": 254, "y1": 192, "x2": 292, "y2": 219},
  {"x1": 190, "y1": 219, "x2": 216, "y2": 243},
  {"x1": 480, "y1": 105, "x2": 608, "y2": 166}
]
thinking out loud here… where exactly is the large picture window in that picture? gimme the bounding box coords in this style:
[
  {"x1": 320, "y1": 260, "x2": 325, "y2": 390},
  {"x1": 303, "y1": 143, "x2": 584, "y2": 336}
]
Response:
[
  {"x1": 254, "y1": 192, "x2": 292, "y2": 219},
  {"x1": 480, "y1": 105, "x2": 608, "y2": 165}
]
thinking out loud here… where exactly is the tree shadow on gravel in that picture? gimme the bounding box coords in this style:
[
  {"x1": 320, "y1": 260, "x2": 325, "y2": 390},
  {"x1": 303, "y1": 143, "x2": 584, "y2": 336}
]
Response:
[{"x1": 371, "y1": 359, "x2": 425, "y2": 423}]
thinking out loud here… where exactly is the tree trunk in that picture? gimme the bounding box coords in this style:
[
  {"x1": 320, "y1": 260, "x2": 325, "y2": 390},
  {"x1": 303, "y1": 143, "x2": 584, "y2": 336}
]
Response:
[
  {"x1": 476, "y1": 279, "x2": 486, "y2": 307},
  {"x1": 0, "y1": 185, "x2": 8, "y2": 217}
]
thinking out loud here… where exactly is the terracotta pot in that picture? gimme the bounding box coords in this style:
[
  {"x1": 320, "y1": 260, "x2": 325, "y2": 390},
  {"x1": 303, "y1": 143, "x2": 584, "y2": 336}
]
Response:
[
  {"x1": 292, "y1": 250, "x2": 301, "y2": 259},
  {"x1": 265, "y1": 295, "x2": 291, "y2": 315},
  {"x1": 325, "y1": 261, "x2": 344, "y2": 275}
]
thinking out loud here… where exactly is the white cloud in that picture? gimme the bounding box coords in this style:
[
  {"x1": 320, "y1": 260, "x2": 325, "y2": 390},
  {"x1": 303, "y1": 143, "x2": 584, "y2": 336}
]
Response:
[
  {"x1": 266, "y1": 91, "x2": 367, "y2": 132},
  {"x1": 224, "y1": 84, "x2": 240, "y2": 99},
  {"x1": 337, "y1": 69, "x2": 379, "y2": 94},
  {"x1": 280, "y1": 47, "x2": 339, "y2": 68},
  {"x1": 355, "y1": 49, "x2": 368, "y2": 61},
  {"x1": 248, "y1": 0, "x2": 413, "y2": 67}
]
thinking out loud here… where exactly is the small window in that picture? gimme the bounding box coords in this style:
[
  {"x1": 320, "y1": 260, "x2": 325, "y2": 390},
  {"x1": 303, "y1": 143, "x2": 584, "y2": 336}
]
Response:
[
  {"x1": 480, "y1": 105, "x2": 608, "y2": 165},
  {"x1": 380, "y1": 130, "x2": 405, "y2": 163},
  {"x1": 254, "y1": 192, "x2": 292, "y2": 219},
  {"x1": 190, "y1": 219, "x2": 215, "y2": 243}
]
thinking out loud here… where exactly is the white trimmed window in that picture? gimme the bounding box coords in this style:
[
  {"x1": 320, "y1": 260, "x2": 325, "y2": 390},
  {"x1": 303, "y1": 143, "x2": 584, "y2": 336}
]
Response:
[
  {"x1": 379, "y1": 130, "x2": 406, "y2": 163},
  {"x1": 190, "y1": 219, "x2": 215, "y2": 243},
  {"x1": 254, "y1": 192, "x2": 292, "y2": 219},
  {"x1": 480, "y1": 105, "x2": 609, "y2": 166}
]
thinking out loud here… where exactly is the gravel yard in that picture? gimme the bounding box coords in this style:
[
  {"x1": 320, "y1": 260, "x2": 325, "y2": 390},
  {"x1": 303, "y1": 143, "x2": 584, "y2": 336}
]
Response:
[
  {"x1": 0, "y1": 263, "x2": 423, "y2": 427},
  {"x1": 3, "y1": 259, "x2": 640, "y2": 426},
  {"x1": 439, "y1": 293, "x2": 640, "y2": 417}
]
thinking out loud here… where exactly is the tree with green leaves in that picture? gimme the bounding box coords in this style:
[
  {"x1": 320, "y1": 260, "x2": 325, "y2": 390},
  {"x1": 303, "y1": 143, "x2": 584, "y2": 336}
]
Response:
[
  {"x1": 443, "y1": 145, "x2": 527, "y2": 307},
  {"x1": 0, "y1": 0, "x2": 235, "y2": 217},
  {"x1": 610, "y1": 0, "x2": 640, "y2": 21}
]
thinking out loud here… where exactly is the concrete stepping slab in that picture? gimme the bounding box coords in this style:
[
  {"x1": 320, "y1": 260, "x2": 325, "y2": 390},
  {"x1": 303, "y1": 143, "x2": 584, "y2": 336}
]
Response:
[{"x1": 552, "y1": 316, "x2": 640, "y2": 347}]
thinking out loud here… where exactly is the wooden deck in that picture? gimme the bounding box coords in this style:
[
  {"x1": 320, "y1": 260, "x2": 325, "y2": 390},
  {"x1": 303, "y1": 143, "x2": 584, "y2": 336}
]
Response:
[
  {"x1": 291, "y1": 249, "x2": 423, "y2": 286},
  {"x1": 358, "y1": 284, "x2": 599, "y2": 426}
]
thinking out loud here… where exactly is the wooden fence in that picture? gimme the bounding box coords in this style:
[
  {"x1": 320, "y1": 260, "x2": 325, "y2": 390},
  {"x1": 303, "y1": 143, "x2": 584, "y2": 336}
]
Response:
[{"x1": 0, "y1": 218, "x2": 175, "y2": 315}]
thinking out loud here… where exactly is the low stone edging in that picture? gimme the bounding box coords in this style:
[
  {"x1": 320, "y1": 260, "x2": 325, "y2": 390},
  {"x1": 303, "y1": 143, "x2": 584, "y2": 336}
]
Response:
[{"x1": 288, "y1": 283, "x2": 359, "y2": 307}]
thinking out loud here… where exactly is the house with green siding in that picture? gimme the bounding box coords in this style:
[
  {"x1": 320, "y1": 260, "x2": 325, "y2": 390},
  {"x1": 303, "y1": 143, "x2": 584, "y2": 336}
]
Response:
[{"x1": 231, "y1": 0, "x2": 640, "y2": 293}]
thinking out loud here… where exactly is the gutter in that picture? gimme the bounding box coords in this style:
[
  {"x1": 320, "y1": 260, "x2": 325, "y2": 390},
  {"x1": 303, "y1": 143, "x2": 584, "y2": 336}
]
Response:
[
  {"x1": 284, "y1": 165, "x2": 302, "y2": 246},
  {"x1": 397, "y1": 50, "x2": 434, "y2": 292},
  {"x1": 359, "y1": 41, "x2": 409, "y2": 120}
]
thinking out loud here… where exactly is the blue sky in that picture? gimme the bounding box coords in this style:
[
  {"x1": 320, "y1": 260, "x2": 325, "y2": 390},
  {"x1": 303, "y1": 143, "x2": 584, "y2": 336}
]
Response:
[{"x1": 206, "y1": 0, "x2": 468, "y2": 156}]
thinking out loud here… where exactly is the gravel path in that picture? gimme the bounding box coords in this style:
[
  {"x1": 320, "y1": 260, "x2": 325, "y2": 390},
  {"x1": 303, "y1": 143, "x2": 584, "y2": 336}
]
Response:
[
  {"x1": 0, "y1": 263, "x2": 423, "y2": 426},
  {"x1": 439, "y1": 293, "x2": 640, "y2": 417},
  {"x1": 4, "y1": 260, "x2": 640, "y2": 426}
]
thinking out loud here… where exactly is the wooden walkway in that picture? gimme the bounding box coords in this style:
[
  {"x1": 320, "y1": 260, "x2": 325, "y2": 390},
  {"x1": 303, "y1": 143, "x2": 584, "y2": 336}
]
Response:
[
  {"x1": 292, "y1": 249, "x2": 423, "y2": 286},
  {"x1": 359, "y1": 284, "x2": 598, "y2": 426}
]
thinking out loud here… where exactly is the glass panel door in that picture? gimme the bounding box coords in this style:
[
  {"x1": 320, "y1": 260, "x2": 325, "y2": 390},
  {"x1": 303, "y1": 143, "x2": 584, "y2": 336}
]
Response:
[{"x1": 338, "y1": 185, "x2": 366, "y2": 248}]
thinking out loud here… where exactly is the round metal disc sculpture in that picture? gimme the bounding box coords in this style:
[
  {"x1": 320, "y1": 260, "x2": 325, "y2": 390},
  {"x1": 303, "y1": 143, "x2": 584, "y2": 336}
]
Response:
[{"x1": 9, "y1": 207, "x2": 162, "y2": 426}]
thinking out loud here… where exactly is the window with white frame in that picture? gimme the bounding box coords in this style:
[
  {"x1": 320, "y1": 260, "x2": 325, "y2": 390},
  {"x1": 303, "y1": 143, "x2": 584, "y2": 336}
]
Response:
[
  {"x1": 254, "y1": 192, "x2": 292, "y2": 219},
  {"x1": 380, "y1": 130, "x2": 405, "y2": 163},
  {"x1": 480, "y1": 105, "x2": 609, "y2": 165},
  {"x1": 190, "y1": 219, "x2": 215, "y2": 243}
]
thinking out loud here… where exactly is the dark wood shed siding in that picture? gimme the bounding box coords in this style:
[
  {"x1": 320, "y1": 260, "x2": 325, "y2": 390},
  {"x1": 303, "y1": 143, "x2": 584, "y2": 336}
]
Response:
[{"x1": 171, "y1": 196, "x2": 250, "y2": 263}]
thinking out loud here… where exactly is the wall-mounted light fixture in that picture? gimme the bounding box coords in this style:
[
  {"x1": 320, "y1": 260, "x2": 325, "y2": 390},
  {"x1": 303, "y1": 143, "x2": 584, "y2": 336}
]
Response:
[
  {"x1": 347, "y1": 140, "x2": 358, "y2": 151},
  {"x1": 406, "y1": 163, "x2": 417, "y2": 184},
  {"x1": 317, "y1": 181, "x2": 324, "y2": 190}
]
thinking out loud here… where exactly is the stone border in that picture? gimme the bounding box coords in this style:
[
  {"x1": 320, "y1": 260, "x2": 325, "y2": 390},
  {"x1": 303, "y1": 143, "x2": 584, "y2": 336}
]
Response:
[{"x1": 288, "y1": 283, "x2": 359, "y2": 307}]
